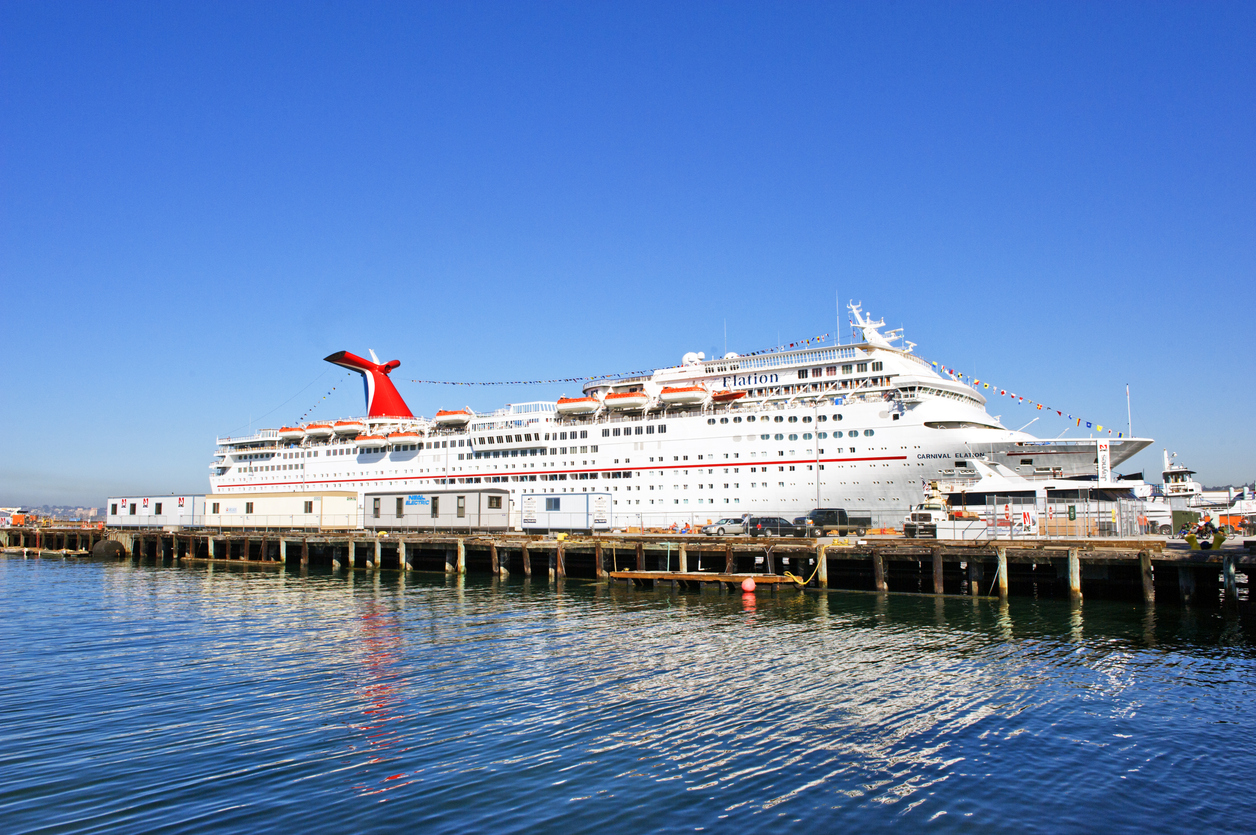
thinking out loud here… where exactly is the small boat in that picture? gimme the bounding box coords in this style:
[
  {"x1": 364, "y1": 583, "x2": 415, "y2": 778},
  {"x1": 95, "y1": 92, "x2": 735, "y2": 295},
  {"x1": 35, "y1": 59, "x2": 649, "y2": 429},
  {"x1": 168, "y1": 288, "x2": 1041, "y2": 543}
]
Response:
[
  {"x1": 433, "y1": 409, "x2": 473, "y2": 426},
  {"x1": 278, "y1": 426, "x2": 304, "y2": 442},
  {"x1": 388, "y1": 431, "x2": 423, "y2": 446},
  {"x1": 659, "y1": 385, "x2": 707, "y2": 405},
  {"x1": 355, "y1": 434, "x2": 387, "y2": 448},
  {"x1": 303, "y1": 423, "x2": 334, "y2": 438},
  {"x1": 333, "y1": 420, "x2": 365, "y2": 435},
  {"x1": 604, "y1": 391, "x2": 650, "y2": 410},
  {"x1": 556, "y1": 396, "x2": 600, "y2": 415},
  {"x1": 711, "y1": 390, "x2": 747, "y2": 403}
]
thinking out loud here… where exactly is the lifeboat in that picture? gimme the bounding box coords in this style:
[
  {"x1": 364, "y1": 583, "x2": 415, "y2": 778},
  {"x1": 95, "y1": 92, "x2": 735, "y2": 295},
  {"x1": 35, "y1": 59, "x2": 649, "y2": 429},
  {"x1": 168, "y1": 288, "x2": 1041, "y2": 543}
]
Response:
[
  {"x1": 556, "y1": 396, "x2": 599, "y2": 415},
  {"x1": 659, "y1": 385, "x2": 707, "y2": 405},
  {"x1": 278, "y1": 426, "x2": 304, "y2": 442},
  {"x1": 433, "y1": 409, "x2": 473, "y2": 427},
  {"x1": 333, "y1": 420, "x2": 365, "y2": 436},
  {"x1": 388, "y1": 431, "x2": 422, "y2": 446},
  {"x1": 604, "y1": 391, "x2": 650, "y2": 410},
  {"x1": 355, "y1": 434, "x2": 387, "y2": 448},
  {"x1": 303, "y1": 423, "x2": 334, "y2": 438},
  {"x1": 711, "y1": 390, "x2": 747, "y2": 403}
]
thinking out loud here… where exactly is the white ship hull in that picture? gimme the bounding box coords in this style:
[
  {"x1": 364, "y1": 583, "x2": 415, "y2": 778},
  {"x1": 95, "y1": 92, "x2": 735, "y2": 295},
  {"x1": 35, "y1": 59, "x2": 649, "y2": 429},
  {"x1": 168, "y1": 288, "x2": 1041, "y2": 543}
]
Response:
[{"x1": 209, "y1": 307, "x2": 1151, "y2": 529}]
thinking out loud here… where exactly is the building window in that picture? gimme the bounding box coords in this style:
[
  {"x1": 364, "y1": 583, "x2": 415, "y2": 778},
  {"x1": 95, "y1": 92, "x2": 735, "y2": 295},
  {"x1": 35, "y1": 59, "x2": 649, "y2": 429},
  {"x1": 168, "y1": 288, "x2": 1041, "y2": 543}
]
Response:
[
  {"x1": 546, "y1": 497, "x2": 560, "y2": 511},
  {"x1": 373, "y1": 498, "x2": 381, "y2": 519},
  {"x1": 431, "y1": 496, "x2": 440, "y2": 518},
  {"x1": 396, "y1": 497, "x2": 404, "y2": 518},
  {"x1": 245, "y1": 502, "x2": 254, "y2": 514},
  {"x1": 212, "y1": 502, "x2": 220, "y2": 514},
  {"x1": 111, "y1": 503, "x2": 118, "y2": 515},
  {"x1": 154, "y1": 502, "x2": 162, "y2": 515},
  {"x1": 305, "y1": 501, "x2": 314, "y2": 514},
  {"x1": 488, "y1": 496, "x2": 502, "y2": 509},
  {"x1": 457, "y1": 496, "x2": 466, "y2": 518}
]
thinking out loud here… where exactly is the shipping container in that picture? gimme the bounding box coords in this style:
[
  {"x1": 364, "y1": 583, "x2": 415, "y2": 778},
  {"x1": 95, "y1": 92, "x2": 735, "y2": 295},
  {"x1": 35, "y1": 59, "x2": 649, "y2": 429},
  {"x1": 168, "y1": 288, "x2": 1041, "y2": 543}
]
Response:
[{"x1": 520, "y1": 492, "x2": 612, "y2": 532}]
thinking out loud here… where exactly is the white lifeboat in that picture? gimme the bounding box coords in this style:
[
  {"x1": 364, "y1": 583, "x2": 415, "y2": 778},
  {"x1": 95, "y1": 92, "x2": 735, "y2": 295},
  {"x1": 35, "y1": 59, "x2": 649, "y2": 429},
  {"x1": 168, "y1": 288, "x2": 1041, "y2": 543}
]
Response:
[
  {"x1": 604, "y1": 391, "x2": 650, "y2": 411},
  {"x1": 659, "y1": 385, "x2": 707, "y2": 405},
  {"x1": 433, "y1": 409, "x2": 473, "y2": 427},
  {"x1": 278, "y1": 426, "x2": 304, "y2": 442},
  {"x1": 388, "y1": 431, "x2": 422, "y2": 446},
  {"x1": 355, "y1": 434, "x2": 387, "y2": 448},
  {"x1": 333, "y1": 420, "x2": 365, "y2": 436},
  {"x1": 556, "y1": 396, "x2": 599, "y2": 415},
  {"x1": 304, "y1": 423, "x2": 334, "y2": 438},
  {"x1": 711, "y1": 390, "x2": 747, "y2": 403}
]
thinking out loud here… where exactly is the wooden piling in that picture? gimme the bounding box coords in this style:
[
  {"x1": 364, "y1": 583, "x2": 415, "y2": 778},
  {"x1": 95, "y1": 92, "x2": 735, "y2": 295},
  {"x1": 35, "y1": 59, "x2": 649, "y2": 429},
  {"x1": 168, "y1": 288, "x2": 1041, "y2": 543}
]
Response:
[
  {"x1": 996, "y1": 547, "x2": 1009, "y2": 599},
  {"x1": 372, "y1": 539, "x2": 381, "y2": 569},
  {"x1": 932, "y1": 548, "x2": 944, "y2": 595},
  {"x1": 399, "y1": 539, "x2": 410, "y2": 570},
  {"x1": 635, "y1": 542, "x2": 644, "y2": 571},
  {"x1": 490, "y1": 543, "x2": 499, "y2": 575},
  {"x1": 1068, "y1": 548, "x2": 1082, "y2": 601},
  {"x1": 279, "y1": 539, "x2": 287, "y2": 563},
  {"x1": 966, "y1": 559, "x2": 983, "y2": 597},
  {"x1": 594, "y1": 542, "x2": 604, "y2": 579},
  {"x1": 816, "y1": 542, "x2": 828, "y2": 588},
  {"x1": 557, "y1": 542, "x2": 566, "y2": 579},
  {"x1": 346, "y1": 540, "x2": 355, "y2": 568},
  {"x1": 1139, "y1": 550, "x2": 1153, "y2": 603},
  {"x1": 872, "y1": 550, "x2": 887, "y2": 592},
  {"x1": 725, "y1": 544, "x2": 735, "y2": 574},
  {"x1": 301, "y1": 538, "x2": 309, "y2": 567},
  {"x1": 678, "y1": 543, "x2": 688, "y2": 573},
  {"x1": 522, "y1": 542, "x2": 531, "y2": 577},
  {"x1": 1178, "y1": 565, "x2": 1196, "y2": 605},
  {"x1": 1223, "y1": 554, "x2": 1238, "y2": 603},
  {"x1": 456, "y1": 539, "x2": 466, "y2": 575}
]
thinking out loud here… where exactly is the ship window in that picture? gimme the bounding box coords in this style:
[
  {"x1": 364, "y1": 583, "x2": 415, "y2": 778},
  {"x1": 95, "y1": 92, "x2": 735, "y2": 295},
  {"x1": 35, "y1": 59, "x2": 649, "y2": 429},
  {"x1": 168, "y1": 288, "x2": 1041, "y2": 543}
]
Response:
[
  {"x1": 857, "y1": 363, "x2": 868, "y2": 372},
  {"x1": 708, "y1": 419, "x2": 716, "y2": 425},
  {"x1": 602, "y1": 429, "x2": 610, "y2": 437},
  {"x1": 833, "y1": 413, "x2": 843, "y2": 421},
  {"x1": 834, "y1": 431, "x2": 843, "y2": 438},
  {"x1": 841, "y1": 365, "x2": 853, "y2": 375},
  {"x1": 826, "y1": 366, "x2": 837, "y2": 376},
  {"x1": 1021, "y1": 458, "x2": 1033, "y2": 465},
  {"x1": 788, "y1": 434, "x2": 798, "y2": 441},
  {"x1": 646, "y1": 425, "x2": 654, "y2": 433},
  {"x1": 774, "y1": 416, "x2": 783, "y2": 423},
  {"x1": 802, "y1": 416, "x2": 812, "y2": 423},
  {"x1": 580, "y1": 431, "x2": 588, "y2": 439},
  {"x1": 818, "y1": 432, "x2": 827, "y2": 439},
  {"x1": 812, "y1": 367, "x2": 822, "y2": 377},
  {"x1": 658, "y1": 425, "x2": 666, "y2": 434},
  {"x1": 872, "y1": 361, "x2": 883, "y2": 372},
  {"x1": 798, "y1": 369, "x2": 808, "y2": 379},
  {"x1": 720, "y1": 418, "x2": 729, "y2": 424},
  {"x1": 746, "y1": 416, "x2": 755, "y2": 422},
  {"x1": 864, "y1": 430, "x2": 874, "y2": 436},
  {"x1": 635, "y1": 426, "x2": 643, "y2": 435},
  {"x1": 788, "y1": 416, "x2": 798, "y2": 423},
  {"x1": 613, "y1": 428, "x2": 621, "y2": 436},
  {"x1": 733, "y1": 416, "x2": 742, "y2": 423},
  {"x1": 774, "y1": 433, "x2": 784, "y2": 440},
  {"x1": 803, "y1": 433, "x2": 812, "y2": 440}
]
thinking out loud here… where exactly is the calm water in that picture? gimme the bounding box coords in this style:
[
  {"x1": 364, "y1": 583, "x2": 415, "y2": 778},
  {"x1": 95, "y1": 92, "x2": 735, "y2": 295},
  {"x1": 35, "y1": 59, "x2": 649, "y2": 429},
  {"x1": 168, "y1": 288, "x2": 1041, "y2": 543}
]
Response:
[{"x1": 3, "y1": 556, "x2": 1255, "y2": 834}]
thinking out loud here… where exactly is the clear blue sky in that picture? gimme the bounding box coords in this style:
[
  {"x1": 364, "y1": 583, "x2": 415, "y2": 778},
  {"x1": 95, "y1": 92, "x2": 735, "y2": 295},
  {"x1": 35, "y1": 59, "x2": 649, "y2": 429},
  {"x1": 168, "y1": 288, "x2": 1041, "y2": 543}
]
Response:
[{"x1": 2, "y1": 1, "x2": 1252, "y2": 506}]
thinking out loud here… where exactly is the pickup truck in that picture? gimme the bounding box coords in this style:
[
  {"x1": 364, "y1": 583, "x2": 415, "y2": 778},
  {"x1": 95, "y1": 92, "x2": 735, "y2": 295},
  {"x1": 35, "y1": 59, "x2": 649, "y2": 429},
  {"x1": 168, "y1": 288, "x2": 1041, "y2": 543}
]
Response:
[
  {"x1": 903, "y1": 499, "x2": 988, "y2": 540},
  {"x1": 792, "y1": 508, "x2": 872, "y2": 538}
]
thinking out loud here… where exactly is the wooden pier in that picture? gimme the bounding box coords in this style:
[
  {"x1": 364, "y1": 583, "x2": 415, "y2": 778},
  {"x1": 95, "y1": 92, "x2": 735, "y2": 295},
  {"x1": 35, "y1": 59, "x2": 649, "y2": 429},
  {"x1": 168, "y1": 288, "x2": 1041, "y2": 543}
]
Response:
[{"x1": 2, "y1": 526, "x2": 1254, "y2": 606}]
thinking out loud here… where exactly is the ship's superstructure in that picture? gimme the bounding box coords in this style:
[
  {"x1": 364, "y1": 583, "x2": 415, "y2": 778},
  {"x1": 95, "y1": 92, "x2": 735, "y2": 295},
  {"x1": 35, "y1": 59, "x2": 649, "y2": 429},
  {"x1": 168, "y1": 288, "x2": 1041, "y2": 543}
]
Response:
[{"x1": 208, "y1": 305, "x2": 1152, "y2": 528}]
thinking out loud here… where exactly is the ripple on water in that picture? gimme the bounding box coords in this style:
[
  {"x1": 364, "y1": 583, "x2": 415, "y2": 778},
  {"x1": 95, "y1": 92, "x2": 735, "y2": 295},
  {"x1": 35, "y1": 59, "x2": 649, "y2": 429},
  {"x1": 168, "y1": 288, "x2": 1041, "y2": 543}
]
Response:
[{"x1": 1, "y1": 556, "x2": 1255, "y2": 834}]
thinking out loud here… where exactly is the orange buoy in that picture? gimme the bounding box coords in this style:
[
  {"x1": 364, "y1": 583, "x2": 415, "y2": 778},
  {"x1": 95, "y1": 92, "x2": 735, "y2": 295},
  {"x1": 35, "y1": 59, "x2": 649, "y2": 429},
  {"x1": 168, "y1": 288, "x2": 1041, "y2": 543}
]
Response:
[{"x1": 741, "y1": 577, "x2": 756, "y2": 592}]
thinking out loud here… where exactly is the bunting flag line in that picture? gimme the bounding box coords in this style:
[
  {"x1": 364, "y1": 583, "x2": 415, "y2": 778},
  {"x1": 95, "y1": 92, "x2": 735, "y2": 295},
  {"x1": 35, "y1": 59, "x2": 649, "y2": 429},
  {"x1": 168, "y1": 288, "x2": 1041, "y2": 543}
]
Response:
[
  {"x1": 295, "y1": 373, "x2": 353, "y2": 423},
  {"x1": 926, "y1": 358, "x2": 1124, "y2": 436}
]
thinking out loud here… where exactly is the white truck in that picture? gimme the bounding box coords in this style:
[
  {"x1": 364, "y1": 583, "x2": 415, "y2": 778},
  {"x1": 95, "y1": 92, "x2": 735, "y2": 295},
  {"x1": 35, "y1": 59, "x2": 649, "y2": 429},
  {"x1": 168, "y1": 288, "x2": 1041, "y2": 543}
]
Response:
[{"x1": 902, "y1": 492, "x2": 989, "y2": 540}]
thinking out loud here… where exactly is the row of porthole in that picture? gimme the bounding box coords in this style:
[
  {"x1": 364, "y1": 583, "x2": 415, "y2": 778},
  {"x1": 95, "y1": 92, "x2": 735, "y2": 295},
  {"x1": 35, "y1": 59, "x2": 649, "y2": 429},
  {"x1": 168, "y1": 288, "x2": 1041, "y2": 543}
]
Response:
[
  {"x1": 709, "y1": 413, "x2": 846, "y2": 426},
  {"x1": 754, "y1": 429, "x2": 876, "y2": 441}
]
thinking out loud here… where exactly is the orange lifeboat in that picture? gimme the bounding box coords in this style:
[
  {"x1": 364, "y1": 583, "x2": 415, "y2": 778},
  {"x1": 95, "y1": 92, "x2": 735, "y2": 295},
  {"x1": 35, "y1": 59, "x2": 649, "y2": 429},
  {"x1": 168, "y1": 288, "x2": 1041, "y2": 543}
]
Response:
[
  {"x1": 354, "y1": 434, "x2": 387, "y2": 448},
  {"x1": 433, "y1": 409, "x2": 473, "y2": 427},
  {"x1": 388, "y1": 431, "x2": 423, "y2": 446},
  {"x1": 604, "y1": 391, "x2": 650, "y2": 410},
  {"x1": 333, "y1": 420, "x2": 365, "y2": 436},
  {"x1": 659, "y1": 385, "x2": 707, "y2": 405},
  {"x1": 711, "y1": 390, "x2": 747, "y2": 403},
  {"x1": 303, "y1": 423, "x2": 334, "y2": 439},
  {"x1": 556, "y1": 396, "x2": 599, "y2": 415},
  {"x1": 278, "y1": 426, "x2": 304, "y2": 442}
]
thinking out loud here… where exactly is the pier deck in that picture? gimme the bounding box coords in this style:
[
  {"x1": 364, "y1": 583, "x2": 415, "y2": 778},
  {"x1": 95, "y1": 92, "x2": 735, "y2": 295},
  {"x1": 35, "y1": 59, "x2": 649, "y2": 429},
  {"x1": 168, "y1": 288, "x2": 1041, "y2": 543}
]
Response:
[{"x1": 2, "y1": 526, "x2": 1253, "y2": 606}]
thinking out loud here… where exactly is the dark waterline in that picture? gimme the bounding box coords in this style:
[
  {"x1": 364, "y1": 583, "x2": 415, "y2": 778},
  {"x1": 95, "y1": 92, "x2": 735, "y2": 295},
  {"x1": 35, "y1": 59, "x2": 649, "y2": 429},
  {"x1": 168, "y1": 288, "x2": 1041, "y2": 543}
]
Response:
[{"x1": 2, "y1": 556, "x2": 1255, "y2": 834}]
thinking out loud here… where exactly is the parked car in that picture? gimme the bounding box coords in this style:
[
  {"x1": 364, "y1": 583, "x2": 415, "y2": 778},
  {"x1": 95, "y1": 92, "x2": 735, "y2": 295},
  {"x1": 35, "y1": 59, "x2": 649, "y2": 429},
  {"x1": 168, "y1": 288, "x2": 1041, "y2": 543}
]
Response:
[
  {"x1": 747, "y1": 516, "x2": 804, "y2": 537},
  {"x1": 701, "y1": 518, "x2": 747, "y2": 536},
  {"x1": 792, "y1": 508, "x2": 871, "y2": 537}
]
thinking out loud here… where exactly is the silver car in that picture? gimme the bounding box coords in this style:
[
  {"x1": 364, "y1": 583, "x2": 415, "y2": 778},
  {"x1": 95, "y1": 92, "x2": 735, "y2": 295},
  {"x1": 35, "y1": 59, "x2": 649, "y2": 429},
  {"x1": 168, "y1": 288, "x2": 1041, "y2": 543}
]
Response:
[{"x1": 701, "y1": 518, "x2": 747, "y2": 536}]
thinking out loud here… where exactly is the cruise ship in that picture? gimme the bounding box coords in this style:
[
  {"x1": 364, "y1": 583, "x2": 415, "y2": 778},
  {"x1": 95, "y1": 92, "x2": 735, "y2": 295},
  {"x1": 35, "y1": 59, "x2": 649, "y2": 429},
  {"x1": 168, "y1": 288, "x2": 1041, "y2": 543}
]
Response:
[{"x1": 208, "y1": 304, "x2": 1152, "y2": 528}]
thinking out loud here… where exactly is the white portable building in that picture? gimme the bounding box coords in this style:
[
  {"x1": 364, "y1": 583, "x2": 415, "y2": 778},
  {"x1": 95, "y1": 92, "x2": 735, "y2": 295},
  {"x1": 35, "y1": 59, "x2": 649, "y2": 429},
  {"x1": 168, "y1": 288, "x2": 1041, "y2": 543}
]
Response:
[
  {"x1": 363, "y1": 488, "x2": 510, "y2": 531},
  {"x1": 202, "y1": 491, "x2": 358, "y2": 530},
  {"x1": 107, "y1": 496, "x2": 204, "y2": 529},
  {"x1": 520, "y1": 492, "x2": 612, "y2": 531}
]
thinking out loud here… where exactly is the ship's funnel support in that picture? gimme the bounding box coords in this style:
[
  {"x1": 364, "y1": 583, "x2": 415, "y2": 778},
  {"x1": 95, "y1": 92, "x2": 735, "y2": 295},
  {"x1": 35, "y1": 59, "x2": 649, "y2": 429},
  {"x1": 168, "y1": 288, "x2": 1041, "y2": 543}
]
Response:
[{"x1": 324, "y1": 351, "x2": 414, "y2": 418}]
